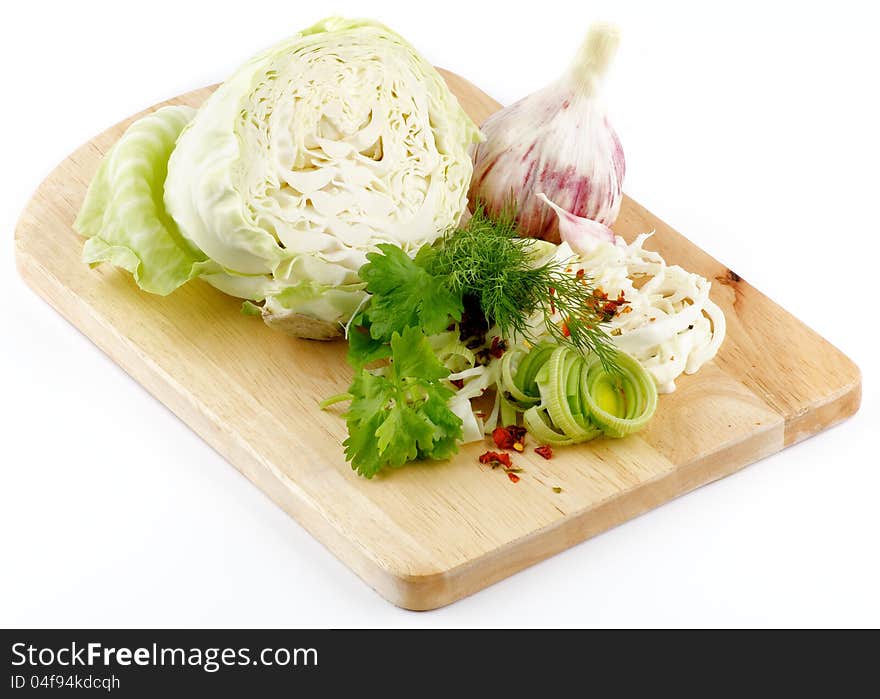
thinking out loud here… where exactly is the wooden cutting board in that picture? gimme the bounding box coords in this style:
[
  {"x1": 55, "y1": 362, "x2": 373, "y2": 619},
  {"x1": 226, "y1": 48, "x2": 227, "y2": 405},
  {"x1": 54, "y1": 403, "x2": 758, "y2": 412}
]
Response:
[{"x1": 15, "y1": 70, "x2": 861, "y2": 610}]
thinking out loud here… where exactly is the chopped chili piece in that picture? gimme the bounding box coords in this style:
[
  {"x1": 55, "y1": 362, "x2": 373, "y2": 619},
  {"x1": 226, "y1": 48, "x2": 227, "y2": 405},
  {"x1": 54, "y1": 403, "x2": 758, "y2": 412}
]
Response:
[
  {"x1": 450, "y1": 378, "x2": 465, "y2": 389},
  {"x1": 575, "y1": 269, "x2": 585, "y2": 279},
  {"x1": 492, "y1": 425, "x2": 527, "y2": 450},
  {"x1": 561, "y1": 321, "x2": 570, "y2": 338},
  {"x1": 492, "y1": 427, "x2": 510, "y2": 449},
  {"x1": 583, "y1": 288, "x2": 628, "y2": 321},
  {"x1": 478, "y1": 451, "x2": 512, "y2": 468},
  {"x1": 549, "y1": 286, "x2": 556, "y2": 315},
  {"x1": 535, "y1": 445, "x2": 553, "y2": 460},
  {"x1": 488, "y1": 336, "x2": 507, "y2": 359},
  {"x1": 507, "y1": 472, "x2": 520, "y2": 483}
]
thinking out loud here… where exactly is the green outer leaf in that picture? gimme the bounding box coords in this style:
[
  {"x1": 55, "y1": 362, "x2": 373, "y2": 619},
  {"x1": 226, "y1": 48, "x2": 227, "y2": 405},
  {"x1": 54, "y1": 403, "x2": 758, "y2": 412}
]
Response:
[
  {"x1": 76, "y1": 105, "x2": 217, "y2": 295},
  {"x1": 241, "y1": 300, "x2": 263, "y2": 316}
]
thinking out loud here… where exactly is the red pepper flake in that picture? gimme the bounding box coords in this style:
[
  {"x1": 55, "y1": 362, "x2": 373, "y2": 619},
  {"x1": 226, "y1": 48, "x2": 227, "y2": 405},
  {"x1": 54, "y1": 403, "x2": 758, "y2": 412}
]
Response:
[
  {"x1": 549, "y1": 286, "x2": 556, "y2": 315},
  {"x1": 601, "y1": 291, "x2": 628, "y2": 319},
  {"x1": 450, "y1": 378, "x2": 465, "y2": 389},
  {"x1": 585, "y1": 288, "x2": 628, "y2": 321},
  {"x1": 575, "y1": 269, "x2": 585, "y2": 279},
  {"x1": 488, "y1": 336, "x2": 507, "y2": 359},
  {"x1": 561, "y1": 321, "x2": 571, "y2": 338},
  {"x1": 492, "y1": 427, "x2": 510, "y2": 449},
  {"x1": 478, "y1": 451, "x2": 512, "y2": 468},
  {"x1": 479, "y1": 453, "x2": 525, "y2": 482},
  {"x1": 492, "y1": 425, "x2": 527, "y2": 450},
  {"x1": 475, "y1": 337, "x2": 507, "y2": 366},
  {"x1": 535, "y1": 445, "x2": 553, "y2": 460}
]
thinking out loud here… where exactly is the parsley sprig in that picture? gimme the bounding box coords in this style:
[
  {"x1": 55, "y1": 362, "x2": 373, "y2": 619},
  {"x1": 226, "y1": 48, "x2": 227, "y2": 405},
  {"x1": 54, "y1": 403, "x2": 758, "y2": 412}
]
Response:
[
  {"x1": 342, "y1": 327, "x2": 462, "y2": 478},
  {"x1": 346, "y1": 244, "x2": 462, "y2": 368}
]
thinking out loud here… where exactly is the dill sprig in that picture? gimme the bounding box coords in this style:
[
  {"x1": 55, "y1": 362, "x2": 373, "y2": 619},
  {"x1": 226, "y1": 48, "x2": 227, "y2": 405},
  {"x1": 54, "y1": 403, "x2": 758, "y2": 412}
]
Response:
[{"x1": 427, "y1": 203, "x2": 621, "y2": 372}]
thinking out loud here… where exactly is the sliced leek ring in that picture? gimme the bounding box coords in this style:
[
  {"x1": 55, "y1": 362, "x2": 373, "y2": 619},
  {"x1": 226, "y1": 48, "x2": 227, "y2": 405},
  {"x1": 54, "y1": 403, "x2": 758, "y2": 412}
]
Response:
[
  {"x1": 523, "y1": 405, "x2": 576, "y2": 446},
  {"x1": 538, "y1": 347, "x2": 599, "y2": 442},
  {"x1": 492, "y1": 341, "x2": 656, "y2": 443},
  {"x1": 500, "y1": 348, "x2": 536, "y2": 406},
  {"x1": 515, "y1": 343, "x2": 555, "y2": 399},
  {"x1": 499, "y1": 392, "x2": 519, "y2": 426},
  {"x1": 581, "y1": 350, "x2": 658, "y2": 438}
]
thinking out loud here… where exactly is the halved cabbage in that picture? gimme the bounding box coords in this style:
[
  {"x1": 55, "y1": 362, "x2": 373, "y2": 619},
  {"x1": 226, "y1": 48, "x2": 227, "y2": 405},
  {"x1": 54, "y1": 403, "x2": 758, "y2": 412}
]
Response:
[
  {"x1": 165, "y1": 16, "x2": 482, "y2": 338},
  {"x1": 77, "y1": 17, "x2": 482, "y2": 339}
]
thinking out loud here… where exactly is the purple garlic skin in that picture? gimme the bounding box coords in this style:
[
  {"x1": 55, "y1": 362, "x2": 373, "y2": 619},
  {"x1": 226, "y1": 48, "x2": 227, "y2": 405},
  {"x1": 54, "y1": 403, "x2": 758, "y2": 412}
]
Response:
[{"x1": 469, "y1": 23, "x2": 625, "y2": 244}]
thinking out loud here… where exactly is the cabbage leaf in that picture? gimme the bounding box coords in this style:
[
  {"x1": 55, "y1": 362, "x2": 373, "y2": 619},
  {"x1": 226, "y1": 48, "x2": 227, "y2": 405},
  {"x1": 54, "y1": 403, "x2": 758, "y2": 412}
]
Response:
[{"x1": 75, "y1": 106, "x2": 218, "y2": 295}]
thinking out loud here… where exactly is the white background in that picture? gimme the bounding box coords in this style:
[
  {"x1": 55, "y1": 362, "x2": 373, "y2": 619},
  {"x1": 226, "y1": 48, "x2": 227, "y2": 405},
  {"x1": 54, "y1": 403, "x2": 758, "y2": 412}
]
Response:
[{"x1": 2, "y1": 0, "x2": 878, "y2": 628}]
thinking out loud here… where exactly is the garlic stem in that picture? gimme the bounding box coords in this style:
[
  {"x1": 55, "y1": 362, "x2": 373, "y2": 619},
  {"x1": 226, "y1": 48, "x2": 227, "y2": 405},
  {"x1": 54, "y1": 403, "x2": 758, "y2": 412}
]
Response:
[{"x1": 567, "y1": 22, "x2": 621, "y2": 98}]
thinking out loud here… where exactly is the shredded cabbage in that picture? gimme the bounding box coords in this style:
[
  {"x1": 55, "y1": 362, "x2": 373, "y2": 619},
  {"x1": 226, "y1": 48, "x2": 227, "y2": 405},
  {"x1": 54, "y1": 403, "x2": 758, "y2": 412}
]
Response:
[{"x1": 553, "y1": 233, "x2": 726, "y2": 392}]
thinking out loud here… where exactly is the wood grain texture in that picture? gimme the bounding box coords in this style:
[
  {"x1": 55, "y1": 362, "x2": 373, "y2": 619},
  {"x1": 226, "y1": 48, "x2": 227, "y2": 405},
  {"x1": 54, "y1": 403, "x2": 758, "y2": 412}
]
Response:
[{"x1": 14, "y1": 69, "x2": 861, "y2": 610}]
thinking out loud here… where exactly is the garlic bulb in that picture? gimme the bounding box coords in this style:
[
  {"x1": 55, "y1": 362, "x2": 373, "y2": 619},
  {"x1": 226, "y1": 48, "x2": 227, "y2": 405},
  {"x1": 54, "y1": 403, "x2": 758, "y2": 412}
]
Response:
[{"x1": 469, "y1": 22, "x2": 625, "y2": 243}]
